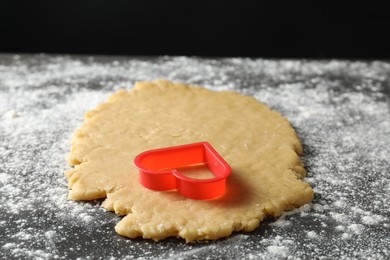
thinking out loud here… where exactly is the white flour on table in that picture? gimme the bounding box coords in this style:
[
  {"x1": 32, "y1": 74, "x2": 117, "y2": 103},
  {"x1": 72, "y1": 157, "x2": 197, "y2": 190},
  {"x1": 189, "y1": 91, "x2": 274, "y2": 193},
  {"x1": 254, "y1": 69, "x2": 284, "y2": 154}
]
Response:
[{"x1": 0, "y1": 55, "x2": 389, "y2": 259}]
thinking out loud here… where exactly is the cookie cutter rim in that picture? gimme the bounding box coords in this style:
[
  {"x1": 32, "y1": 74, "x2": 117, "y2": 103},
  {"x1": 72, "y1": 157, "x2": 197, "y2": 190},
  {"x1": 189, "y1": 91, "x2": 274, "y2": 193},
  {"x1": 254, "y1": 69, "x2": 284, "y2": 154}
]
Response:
[{"x1": 133, "y1": 141, "x2": 231, "y2": 200}]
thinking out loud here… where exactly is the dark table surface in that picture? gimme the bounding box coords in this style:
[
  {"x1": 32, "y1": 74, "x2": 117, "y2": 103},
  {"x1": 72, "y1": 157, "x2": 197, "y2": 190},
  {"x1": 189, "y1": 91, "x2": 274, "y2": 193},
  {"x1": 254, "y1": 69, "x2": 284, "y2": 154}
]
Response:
[{"x1": 0, "y1": 54, "x2": 389, "y2": 259}]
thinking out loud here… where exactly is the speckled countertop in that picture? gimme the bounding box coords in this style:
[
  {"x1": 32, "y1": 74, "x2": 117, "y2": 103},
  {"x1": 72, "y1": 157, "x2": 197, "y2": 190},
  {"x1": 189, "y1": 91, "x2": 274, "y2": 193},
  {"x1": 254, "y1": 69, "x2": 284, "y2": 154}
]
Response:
[{"x1": 0, "y1": 54, "x2": 389, "y2": 259}]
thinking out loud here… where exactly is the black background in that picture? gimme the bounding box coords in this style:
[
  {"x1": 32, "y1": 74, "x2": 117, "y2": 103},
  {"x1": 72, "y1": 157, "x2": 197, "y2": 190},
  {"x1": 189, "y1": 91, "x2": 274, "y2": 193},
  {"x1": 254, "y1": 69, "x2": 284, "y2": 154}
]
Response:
[{"x1": 1, "y1": 1, "x2": 389, "y2": 59}]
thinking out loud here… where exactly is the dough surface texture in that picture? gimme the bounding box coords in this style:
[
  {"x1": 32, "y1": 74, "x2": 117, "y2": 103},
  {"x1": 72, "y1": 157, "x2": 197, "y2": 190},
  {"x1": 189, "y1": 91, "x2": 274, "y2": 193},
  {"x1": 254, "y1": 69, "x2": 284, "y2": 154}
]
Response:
[{"x1": 65, "y1": 80, "x2": 313, "y2": 242}]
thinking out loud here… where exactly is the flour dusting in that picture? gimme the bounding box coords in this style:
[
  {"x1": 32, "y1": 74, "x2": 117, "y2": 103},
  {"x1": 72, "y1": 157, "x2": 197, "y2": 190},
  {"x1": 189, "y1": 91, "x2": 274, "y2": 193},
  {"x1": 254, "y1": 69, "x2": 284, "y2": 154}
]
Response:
[{"x1": 0, "y1": 54, "x2": 389, "y2": 259}]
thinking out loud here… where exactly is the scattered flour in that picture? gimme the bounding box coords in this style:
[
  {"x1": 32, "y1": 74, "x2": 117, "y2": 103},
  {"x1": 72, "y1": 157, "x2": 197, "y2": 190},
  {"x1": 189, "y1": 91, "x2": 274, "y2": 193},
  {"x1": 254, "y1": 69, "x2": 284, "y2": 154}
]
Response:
[
  {"x1": 342, "y1": 233, "x2": 352, "y2": 240},
  {"x1": 266, "y1": 245, "x2": 289, "y2": 257},
  {"x1": 331, "y1": 213, "x2": 349, "y2": 223},
  {"x1": 306, "y1": 231, "x2": 318, "y2": 239},
  {"x1": 0, "y1": 54, "x2": 389, "y2": 259},
  {"x1": 335, "y1": 225, "x2": 345, "y2": 231},
  {"x1": 361, "y1": 215, "x2": 385, "y2": 225},
  {"x1": 333, "y1": 200, "x2": 347, "y2": 208},
  {"x1": 347, "y1": 224, "x2": 364, "y2": 235},
  {"x1": 270, "y1": 218, "x2": 291, "y2": 228}
]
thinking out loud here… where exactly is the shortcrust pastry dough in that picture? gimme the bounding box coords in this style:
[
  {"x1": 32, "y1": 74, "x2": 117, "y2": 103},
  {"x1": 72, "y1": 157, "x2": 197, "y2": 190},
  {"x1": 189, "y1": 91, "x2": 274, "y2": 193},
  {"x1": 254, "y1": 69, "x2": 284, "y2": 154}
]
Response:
[{"x1": 65, "y1": 80, "x2": 313, "y2": 242}]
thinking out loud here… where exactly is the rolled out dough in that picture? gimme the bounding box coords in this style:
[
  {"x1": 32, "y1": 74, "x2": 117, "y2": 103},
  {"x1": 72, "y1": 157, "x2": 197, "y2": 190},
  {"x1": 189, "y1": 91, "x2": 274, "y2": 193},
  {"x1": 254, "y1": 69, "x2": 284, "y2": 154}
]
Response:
[{"x1": 65, "y1": 80, "x2": 313, "y2": 242}]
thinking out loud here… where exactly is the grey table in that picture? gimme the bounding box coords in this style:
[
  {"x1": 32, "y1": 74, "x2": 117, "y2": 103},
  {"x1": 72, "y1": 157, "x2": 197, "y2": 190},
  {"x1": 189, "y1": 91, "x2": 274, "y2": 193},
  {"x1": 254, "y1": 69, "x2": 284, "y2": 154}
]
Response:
[{"x1": 0, "y1": 54, "x2": 389, "y2": 259}]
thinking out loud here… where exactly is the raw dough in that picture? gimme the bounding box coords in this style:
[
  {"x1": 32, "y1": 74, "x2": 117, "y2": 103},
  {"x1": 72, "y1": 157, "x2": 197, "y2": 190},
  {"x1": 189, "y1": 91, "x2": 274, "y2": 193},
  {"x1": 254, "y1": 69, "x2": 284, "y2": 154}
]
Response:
[{"x1": 65, "y1": 80, "x2": 313, "y2": 242}]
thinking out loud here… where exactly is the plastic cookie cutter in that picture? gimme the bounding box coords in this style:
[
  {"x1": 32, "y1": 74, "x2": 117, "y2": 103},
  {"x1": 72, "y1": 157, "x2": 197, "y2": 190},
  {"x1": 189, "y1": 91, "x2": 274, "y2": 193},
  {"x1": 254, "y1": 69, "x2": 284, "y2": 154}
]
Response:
[{"x1": 133, "y1": 141, "x2": 231, "y2": 200}]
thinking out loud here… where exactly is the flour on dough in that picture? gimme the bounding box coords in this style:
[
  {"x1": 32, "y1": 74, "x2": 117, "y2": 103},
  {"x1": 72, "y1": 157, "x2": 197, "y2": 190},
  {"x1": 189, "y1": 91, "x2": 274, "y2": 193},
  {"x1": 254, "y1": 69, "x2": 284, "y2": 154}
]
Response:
[{"x1": 65, "y1": 80, "x2": 313, "y2": 242}]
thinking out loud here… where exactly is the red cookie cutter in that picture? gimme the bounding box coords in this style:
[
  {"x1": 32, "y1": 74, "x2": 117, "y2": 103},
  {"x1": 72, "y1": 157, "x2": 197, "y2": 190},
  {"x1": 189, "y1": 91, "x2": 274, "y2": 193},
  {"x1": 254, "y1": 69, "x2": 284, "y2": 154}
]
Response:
[{"x1": 134, "y1": 141, "x2": 231, "y2": 200}]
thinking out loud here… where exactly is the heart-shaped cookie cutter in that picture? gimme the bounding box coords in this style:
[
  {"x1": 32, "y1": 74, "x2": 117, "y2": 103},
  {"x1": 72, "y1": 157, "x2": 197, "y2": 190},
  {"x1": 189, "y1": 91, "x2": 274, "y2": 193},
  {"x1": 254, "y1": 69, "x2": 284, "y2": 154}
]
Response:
[{"x1": 134, "y1": 141, "x2": 231, "y2": 200}]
